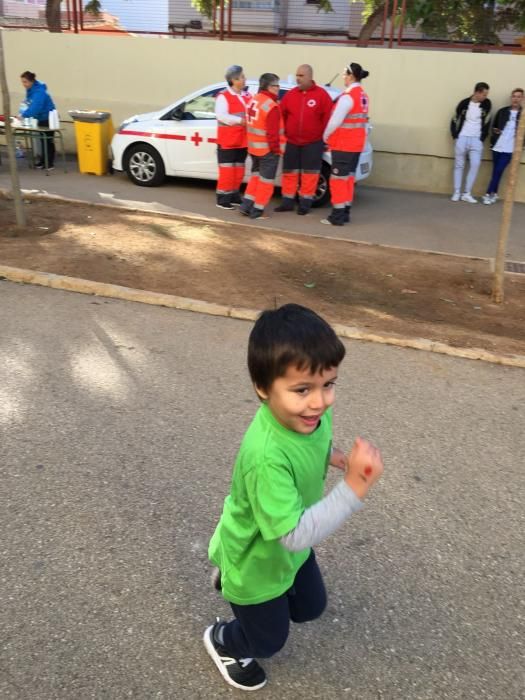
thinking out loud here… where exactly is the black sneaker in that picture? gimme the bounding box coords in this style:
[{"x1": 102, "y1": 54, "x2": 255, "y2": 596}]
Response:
[
  {"x1": 231, "y1": 193, "x2": 243, "y2": 205},
  {"x1": 203, "y1": 621, "x2": 267, "y2": 691},
  {"x1": 216, "y1": 202, "x2": 234, "y2": 210}
]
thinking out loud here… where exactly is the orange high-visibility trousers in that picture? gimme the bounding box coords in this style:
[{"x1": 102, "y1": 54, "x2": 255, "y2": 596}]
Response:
[
  {"x1": 281, "y1": 141, "x2": 324, "y2": 205},
  {"x1": 327, "y1": 150, "x2": 361, "y2": 225},
  {"x1": 216, "y1": 146, "x2": 248, "y2": 205},
  {"x1": 242, "y1": 152, "x2": 280, "y2": 212}
]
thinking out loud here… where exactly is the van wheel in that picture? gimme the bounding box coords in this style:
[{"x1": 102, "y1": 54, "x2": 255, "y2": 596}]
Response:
[
  {"x1": 312, "y1": 162, "x2": 331, "y2": 208},
  {"x1": 124, "y1": 144, "x2": 165, "y2": 187}
]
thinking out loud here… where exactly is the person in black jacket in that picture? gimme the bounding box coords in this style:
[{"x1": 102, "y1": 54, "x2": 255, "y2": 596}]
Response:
[
  {"x1": 482, "y1": 88, "x2": 524, "y2": 205},
  {"x1": 450, "y1": 82, "x2": 491, "y2": 203}
]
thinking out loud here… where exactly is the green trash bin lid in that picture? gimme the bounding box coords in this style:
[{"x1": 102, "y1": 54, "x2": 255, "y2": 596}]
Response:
[{"x1": 69, "y1": 110, "x2": 112, "y2": 123}]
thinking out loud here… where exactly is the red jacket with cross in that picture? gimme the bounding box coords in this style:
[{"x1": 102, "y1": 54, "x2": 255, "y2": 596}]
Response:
[{"x1": 280, "y1": 82, "x2": 334, "y2": 146}]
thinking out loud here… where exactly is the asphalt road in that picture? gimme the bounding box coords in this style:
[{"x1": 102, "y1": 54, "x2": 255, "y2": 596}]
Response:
[
  {"x1": 1, "y1": 165, "x2": 525, "y2": 260},
  {"x1": 1, "y1": 280, "x2": 524, "y2": 699}
]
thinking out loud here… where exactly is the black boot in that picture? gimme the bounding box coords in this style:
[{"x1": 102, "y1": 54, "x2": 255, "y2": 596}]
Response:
[
  {"x1": 239, "y1": 199, "x2": 254, "y2": 216},
  {"x1": 274, "y1": 197, "x2": 295, "y2": 212},
  {"x1": 297, "y1": 197, "x2": 312, "y2": 216},
  {"x1": 321, "y1": 207, "x2": 346, "y2": 226},
  {"x1": 344, "y1": 205, "x2": 351, "y2": 223},
  {"x1": 216, "y1": 194, "x2": 234, "y2": 210}
]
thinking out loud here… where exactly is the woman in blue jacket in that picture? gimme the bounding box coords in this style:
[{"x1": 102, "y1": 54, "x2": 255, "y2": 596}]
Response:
[{"x1": 19, "y1": 70, "x2": 56, "y2": 169}]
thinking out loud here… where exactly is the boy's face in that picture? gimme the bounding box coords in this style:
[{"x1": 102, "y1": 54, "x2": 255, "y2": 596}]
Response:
[
  {"x1": 473, "y1": 89, "x2": 489, "y2": 103},
  {"x1": 257, "y1": 364, "x2": 338, "y2": 435}
]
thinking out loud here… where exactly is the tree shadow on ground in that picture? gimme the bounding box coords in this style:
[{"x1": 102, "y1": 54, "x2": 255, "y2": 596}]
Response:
[{"x1": 0, "y1": 196, "x2": 524, "y2": 355}]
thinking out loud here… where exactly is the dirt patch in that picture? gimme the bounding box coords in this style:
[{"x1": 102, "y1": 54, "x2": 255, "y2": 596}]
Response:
[{"x1": 1, "y1": 195, "x2": 524, "y2": 357}]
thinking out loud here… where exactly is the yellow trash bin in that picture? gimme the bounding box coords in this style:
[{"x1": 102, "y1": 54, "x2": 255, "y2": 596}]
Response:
[{"x1": 69, "y1": 110, "x2": 114, "y2": 176}]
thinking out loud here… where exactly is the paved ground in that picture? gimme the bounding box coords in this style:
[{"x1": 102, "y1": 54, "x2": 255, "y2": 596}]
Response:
[
  {"x1": 1, "y1": 163, "x2": 525, "y2": 260},
  {"x1": 1, "y1": 280, "x2": 524, "y2": 700}
]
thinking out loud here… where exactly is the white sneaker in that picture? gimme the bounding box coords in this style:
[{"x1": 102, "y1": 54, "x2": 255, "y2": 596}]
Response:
[
  {"x1": 482, "y1": 194, "x2": 493, "y2": 205},
  {"x1": 491, "y1": 194, "x2": 499, "y2": 204},
  {"x1": 461, "y1": 193, "x2": 477, "y2": 204},
  {"x1": 451, "y1": 191, "x2": 461, "y2": 202}
]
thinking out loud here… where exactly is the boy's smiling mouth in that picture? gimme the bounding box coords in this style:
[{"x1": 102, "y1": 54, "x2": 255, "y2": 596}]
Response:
[{"x1": 300, "y1": 414, "x2": 321, "y2": 427}]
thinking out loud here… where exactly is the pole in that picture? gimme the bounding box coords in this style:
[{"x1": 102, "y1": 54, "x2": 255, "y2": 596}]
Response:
[
  {"x1": 72, "y1": 0, "x2": 79, "y2": 34},
  {"x1": 227, "y1": 0, "x2": 232, "y2": 36},
  {"x1": 0, "y1": 29, "x2": 26, "y2": 228},
  {"x1": 212, "y1": 0, "x2": 217, "y2": 34},
  {"x1": 491, "y1": 104, "x2": 525, "y2": 303},
  {"x1": 279, "y1": 0, "x2": 289, "y2": 36},
  {"x1": 219, "y1": 0, "x2": 225, "y2": 40},
  {"x1": 397, "y1": 0, "x2": 406, "y2": 45},
  {"x1": 388, "y1": 0, "x2": 398, "y2": 49},
  {"x1": 380, "y1": 0, "x2": 390, "y2": 45},
  {"x1": 66, "y1": 0, "x2": 72, "y2": 31}
]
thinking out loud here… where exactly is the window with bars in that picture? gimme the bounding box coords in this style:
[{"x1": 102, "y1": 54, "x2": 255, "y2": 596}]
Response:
[{"x1": 232, "y1": 0, "x2": 280, "y2": 9}]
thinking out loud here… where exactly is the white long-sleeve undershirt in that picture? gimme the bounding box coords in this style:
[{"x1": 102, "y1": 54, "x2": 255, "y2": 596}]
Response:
[
  {"x1": 323, "y1": 82, "x2": 363, "y2": 142},
  {"x1": 280, "y1": 480, "x2": 363, "y2": 552},
  {"x1": 215, "y1": 87, "x2": 246, "y2": 126}
]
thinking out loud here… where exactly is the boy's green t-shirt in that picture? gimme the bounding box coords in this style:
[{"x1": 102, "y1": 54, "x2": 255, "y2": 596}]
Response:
[{"x1": 209, "y1": 403, "x2": 333, "y2": 605}]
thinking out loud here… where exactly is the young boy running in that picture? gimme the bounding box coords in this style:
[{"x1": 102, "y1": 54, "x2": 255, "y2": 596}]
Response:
[{"x1": 204, "y1": 304, "x2": 384, "y2": 691}]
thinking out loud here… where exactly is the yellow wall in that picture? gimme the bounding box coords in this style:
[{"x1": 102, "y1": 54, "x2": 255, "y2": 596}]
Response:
[{"x1": 2, "y1": 30, "x2": 524, "y2": 199}]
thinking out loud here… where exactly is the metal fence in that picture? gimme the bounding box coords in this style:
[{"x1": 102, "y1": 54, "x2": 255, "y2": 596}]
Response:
[{"x1": 1, "y1": 0, "x2": 524, "y2": 53}]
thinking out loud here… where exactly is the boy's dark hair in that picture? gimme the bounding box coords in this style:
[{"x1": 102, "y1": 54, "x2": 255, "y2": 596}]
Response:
[
  {"x1": 248, "y1": 304, "x2": 346, "y2": 393},
  {"x1": 474, "y1": 82, "x2": 489, "y2": 93},
  {"x1": 21, "y1": 70, "x2": 36, "y2": 82}
]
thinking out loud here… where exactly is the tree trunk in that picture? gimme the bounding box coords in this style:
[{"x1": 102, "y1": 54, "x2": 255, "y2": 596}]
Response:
[
  {"x1": 0, "y1": 29, "x2": 27, "y2": 228},
  {"x1": 46, "y1": 0, "x2": 63, "y2": 33},
  {"x1": 491, "y1": 107, "x2": 525, "y2": 303},
  {"x1": 357, "y1": 4, "x2": 386, "y2": 46}
]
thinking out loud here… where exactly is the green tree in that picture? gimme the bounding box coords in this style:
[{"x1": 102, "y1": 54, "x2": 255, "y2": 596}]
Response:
[
  {"x1": 45, "y1": 0, "x2": 103, "y2": 31},
  {"x1": 190, "y1": 0, "x2": 332, "y2": 19},
  {"x1": 84, "y1": 0, "x2": 102, "y2": 16},
  {"x1": 353, "y1": 0, "x2": 525, "y2": 47}
]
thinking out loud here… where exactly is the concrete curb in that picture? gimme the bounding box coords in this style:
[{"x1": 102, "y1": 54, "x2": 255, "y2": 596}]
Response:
[
  {"x1": 0, "y1": 186, "x2": 493, "y2": 263},
  {"x1": 1, "y1": 264, "x2": 524, "y2": 369}
]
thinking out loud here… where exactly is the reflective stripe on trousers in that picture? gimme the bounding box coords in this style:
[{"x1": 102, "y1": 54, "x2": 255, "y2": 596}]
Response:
[
  {"x1": 329, "y1": 150, "x2": 360, "y2": 207},
  {"x1": 217, "y1": 146, "x2": 247, "y2": 203},
  {"x1": 244, "y1": 152, "x2": 280, "y2": 210},
  {"x1": 281, "y1": 141, "x2": 324, "y2": 199}
]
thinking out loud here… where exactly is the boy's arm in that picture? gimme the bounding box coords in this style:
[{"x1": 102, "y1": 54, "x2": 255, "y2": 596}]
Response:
[
  {"x1": 281, "y1": 437, "x2": 383, "y2": 552},
  {"x1": 450, "y1": 99, "x2": 463, "y2": 139},
  {"x1": 481, "y1": 99, "x2": 492, "y2": 142},
  {"x1": 280, "y1": 479, "x2": 362, "y2": 552}
]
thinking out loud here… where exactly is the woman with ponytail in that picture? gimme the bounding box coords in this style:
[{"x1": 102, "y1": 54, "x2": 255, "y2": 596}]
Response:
[{"x1": 321, "y1": 62, "x2": 370, "y2": 226}]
